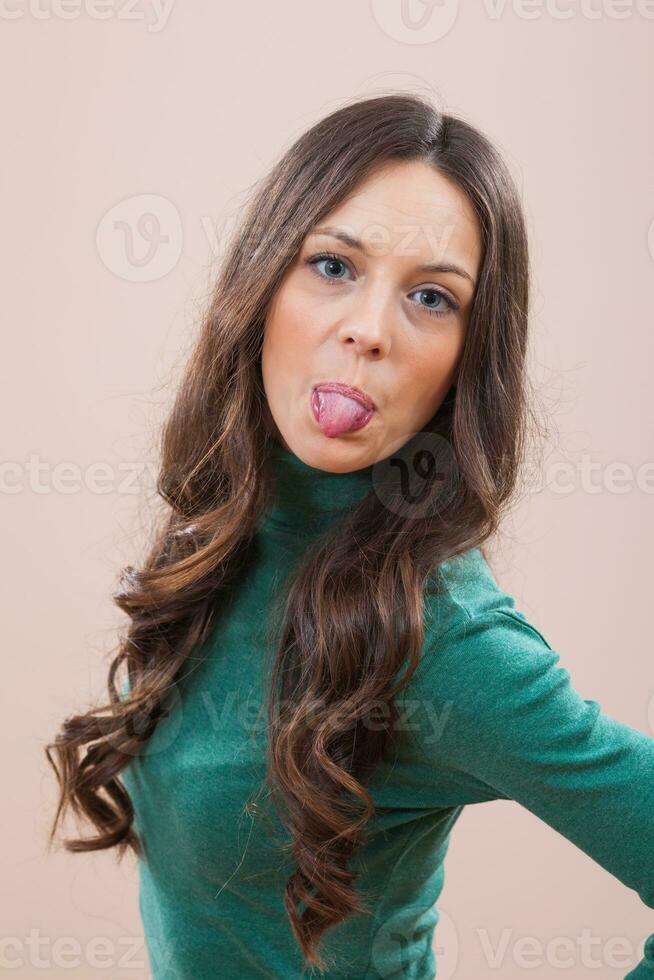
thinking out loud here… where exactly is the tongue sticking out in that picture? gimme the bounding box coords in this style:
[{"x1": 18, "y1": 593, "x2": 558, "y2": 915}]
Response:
[{"x1": 312, "y1": 389, "x2": 373, "y2": 438}]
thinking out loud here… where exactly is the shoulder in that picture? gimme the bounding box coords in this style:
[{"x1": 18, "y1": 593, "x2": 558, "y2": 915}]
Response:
[
  {"x1": 419, "y1": 546, "x2": 559, "y2": 697},
  {"x1": 407, "y1": 550, "x2": 599, "y2": 771},
  {"x1": 424, "y1": 546, "x2": 546, "y2": 638}
]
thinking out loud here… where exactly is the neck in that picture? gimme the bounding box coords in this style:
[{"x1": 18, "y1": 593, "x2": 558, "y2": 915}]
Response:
[{"x1": 260, "y1": 441, "x2": 375, "y2": 538}]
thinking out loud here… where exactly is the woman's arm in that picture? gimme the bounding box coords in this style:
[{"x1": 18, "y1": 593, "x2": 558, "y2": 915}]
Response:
[{"x1": 413, "y1": 607, "x2": 654, "y2": 978}]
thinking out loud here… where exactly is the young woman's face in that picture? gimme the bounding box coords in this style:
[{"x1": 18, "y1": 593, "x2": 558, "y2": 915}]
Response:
[{"x1": 261, "y1": 157, "x2": 482, "y2": 472}]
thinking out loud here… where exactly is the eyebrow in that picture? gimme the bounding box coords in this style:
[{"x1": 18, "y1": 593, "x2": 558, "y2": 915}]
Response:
[{"x1": 310, "y1": 225, "x2": 476, "y2": 286}]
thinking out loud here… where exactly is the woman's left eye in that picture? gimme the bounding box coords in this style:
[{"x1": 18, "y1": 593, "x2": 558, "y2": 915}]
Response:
[{"x1": 408, "y1": 288, "x2": 459, "y2": 318}]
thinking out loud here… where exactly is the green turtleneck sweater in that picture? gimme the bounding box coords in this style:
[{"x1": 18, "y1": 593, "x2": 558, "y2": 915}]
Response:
[{"x1": 120, "y1": 442, "x2": 654, "y2": 978}]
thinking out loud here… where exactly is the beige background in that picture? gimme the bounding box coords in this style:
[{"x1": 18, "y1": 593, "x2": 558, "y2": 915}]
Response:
[{"x1": 2, "y1": 1, "x2": 653, "y2": 977}]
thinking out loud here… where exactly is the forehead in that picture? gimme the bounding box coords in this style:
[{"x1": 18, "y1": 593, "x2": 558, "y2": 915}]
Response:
[{"x1": 312, "y1": 158, "x2": 481, "y2": 271}]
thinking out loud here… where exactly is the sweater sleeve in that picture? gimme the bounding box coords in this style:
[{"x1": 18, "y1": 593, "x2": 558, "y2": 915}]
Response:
[{"x1": 415, "y1": 607, "x2": 654, "y2": 978}]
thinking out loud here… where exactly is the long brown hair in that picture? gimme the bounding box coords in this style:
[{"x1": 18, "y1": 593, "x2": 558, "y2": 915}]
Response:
[{"x1": 46, "y1": 92, "x2": 546, "y2": 970}]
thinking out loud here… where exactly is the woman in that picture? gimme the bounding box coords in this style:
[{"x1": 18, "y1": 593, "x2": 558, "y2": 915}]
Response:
[{"x1": 46, "y1": 93, "x2": 654, "y2": 978}]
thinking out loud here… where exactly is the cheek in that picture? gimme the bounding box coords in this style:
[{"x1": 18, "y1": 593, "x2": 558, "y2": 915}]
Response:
[
  {"x1": 395, "y1": 331, "x2": 463, "y2": 418},
  {"x1": 261, "y1": 292, "x2": 314, "y2": 402},
  {"x1": 264, "y1": 289, "x2": 318, "y2": 367}
]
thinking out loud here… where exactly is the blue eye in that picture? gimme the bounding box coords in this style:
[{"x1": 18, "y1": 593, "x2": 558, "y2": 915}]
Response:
[
  {"x1": 409, "y1": 287, "x2": 459, "y2": 318},
  {"x1": 306, "y1": 252, "x2": 352, "y2": 282}
]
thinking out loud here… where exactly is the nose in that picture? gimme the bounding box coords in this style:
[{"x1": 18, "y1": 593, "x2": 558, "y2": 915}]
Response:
[{"x1": 335, "y1": 280, "x2": 393, "y2": 358}]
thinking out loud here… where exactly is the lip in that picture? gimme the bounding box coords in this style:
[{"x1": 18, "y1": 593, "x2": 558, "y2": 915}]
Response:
[{"x1": 312, "y1": 381, "x2": 377, "y2": 412}]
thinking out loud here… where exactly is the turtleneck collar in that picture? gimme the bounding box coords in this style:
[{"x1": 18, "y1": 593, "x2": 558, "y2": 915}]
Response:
[{"x1": 260, "y1": 440, "x2": 375, "y2": 538}]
